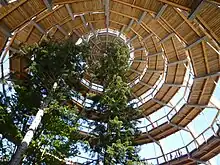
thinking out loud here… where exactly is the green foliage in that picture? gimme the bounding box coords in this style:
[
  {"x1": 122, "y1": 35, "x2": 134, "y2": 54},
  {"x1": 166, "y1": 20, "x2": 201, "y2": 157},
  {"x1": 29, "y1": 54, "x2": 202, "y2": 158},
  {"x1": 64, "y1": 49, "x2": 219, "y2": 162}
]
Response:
[
  {"x1": 20, "y1": 39, "x2": 90, "y2": 164},
  {"x1": 89, "y1": 42, "x2": 129, "y2": 86},
  {"x1": 86, "y1": 42, "x2": 140, "y2": 164},
  {"x1": 104, "y1": 117, "x2": 139, "y2": 164},
  {"x1": 24, "y1": 39, "x2": 90, "y2": 93},
  {"x1": 1, "y1": 39, "x2": 143, "y2": 165},
  {"x1": 1, "y1": 39, "x2": 91, "y2": 164},
  {"x1": 23, "y1": 101, "x2": 81, "y2": 164}
]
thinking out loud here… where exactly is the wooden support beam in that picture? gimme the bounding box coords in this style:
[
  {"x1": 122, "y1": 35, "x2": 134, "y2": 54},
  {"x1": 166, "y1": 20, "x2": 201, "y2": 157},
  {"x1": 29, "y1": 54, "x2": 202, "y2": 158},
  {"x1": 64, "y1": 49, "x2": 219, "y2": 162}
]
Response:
[
  {"x1": 201, "y1": 42, "x2": 210, "y2": 74},
  {"x1": 142, "y1": 33, "x2": 153, "y2": 42},
  {"x1": 163, "y1": 83, "x2": 185, "y2": 87},
  {"x1": 148, "y1": 51, "x2": 164, "y2": 58},
  {"x1": 186, "y1": 104, "x2": 215, "y2": 109},
  {"x1": 65, "y1": 4, "x2": 75, "y2": 21},
  {"x1": 56, "y1": 25, "x2": 67, "y2": 36},
  {"x1": 126, "y1": 34, "x2": 137, "y2": 44},
  {"x1": 30, "y1": 20, "x2": 45, "y2": 34},
  {"x1": 118, "y1": 25, "x2": 125, "y2": 37},
  {"x1": 144, "y1": 132, "x2": 160, "y2": 145},
  {"x1": 73, "y1": 29, "x2": 83, "y2": 39},
  {"x1": 167, "y1": 59, "x2": 188, "y2": 66},
  {"x1": 139, "y1": 80, "x2": 154, "y2": 88},
  {"x1": 130, "y1": 34, "x2": 138, "y2": 42},
  {"x1": 158, "y1": 32, "x2": 174, "y2": 45},
  {"x1": 106, "y1": 14, "x2": 109, "y2": 30},
  {"x1": 80, "y1": 15, "x2": 87, "y2": 28},
  {"x1": 155, "y1": 4, "x2": 168, "y2": 19},
  {"x1": 90, "y1": 39, "x2": 101, "y2": 50},
  {"x1": 43, "y1": 0, "x2": 53, "y2": 11},
  {"x1": 89, "y1": 23, "x2": 97, "y2": 37},
  {"x1": 196, "y1": 16, "x2": 220, "y2": 46},
  {"x1": 198, "y1": 80, "x2": 208, "y2": 106},
  {"x1": 130, "y1": 47, "x2": 145, "y2": 53},
  {"x1": 9, "y1": 47, "x2": 26, "y2": 55},
  {"x1": 174, "y1": 8, "x2": 202, "y2": 37},
  {"x1": 194, "y1": 72, "x2": 220, "y2": 81},
  {"x1": 104, "y1": 0, "x2": 109, "y2": 16},
  {"x1": 132, "y1": 92, "x2": 140, "y2": 101},
  {"x1": 126, "y1": 19, "x2": 134, "y2": 31},
  {"x1": 169, "y1": 122, "x2": 190, "y2": 132},
  {"x1": 157, "y1": 0, "x2": 190, "y2": 11},
  {"x1": 111, "y1": 0, "x2": 156, "y2": 14},
  {"x1": 0, "y1": 22, "x2": 11, "y2": 37},
  {"x1": 185, "y1": 36, "x2": 207, "y2": 50},
  {"x1": 146, "y1": 69, "x2": 164, "y2": 73},
  {"x1": 130, "y1": 59, "x2": 147, "y2": 63},
  {"x1": 188, "y1": 0, "x2": 206, "y2": 20},
  {"x1": 152, "y1": 98, "x2": 172, "y2": 108},
  {"x1": 130, "y1": 68, "x2": 142, "y2": 75},
  {"x1": 110, "y1": 9, "x2": 137, "y2": 23},
  {"x1": 8, "y1": 47, "x2": 19, "y2": 54},
  {"x1": 104, "y1": 0, "x2": 110, "y2": 28},
  {"x1": 138, "y1": 11, "x2": 147, "y2": 24}
]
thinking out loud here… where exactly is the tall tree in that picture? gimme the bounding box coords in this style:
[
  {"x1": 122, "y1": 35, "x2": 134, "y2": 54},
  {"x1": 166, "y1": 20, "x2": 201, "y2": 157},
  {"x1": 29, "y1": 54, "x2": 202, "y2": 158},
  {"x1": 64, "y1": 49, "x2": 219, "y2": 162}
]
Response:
[
  {"x1": 85, "y1": 42, "x2": 140, "y2": 164},
  {"x1": 1, "y1": 39, "x2": 142, "y2": 165},
  {"x1": 5, "y1": 39, "x2": 90, "y2": 164}
]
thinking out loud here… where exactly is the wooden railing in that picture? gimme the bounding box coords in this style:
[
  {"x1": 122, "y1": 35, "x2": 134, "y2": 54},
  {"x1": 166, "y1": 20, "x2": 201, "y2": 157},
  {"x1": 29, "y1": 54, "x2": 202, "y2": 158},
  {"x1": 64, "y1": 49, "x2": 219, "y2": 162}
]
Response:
[{"x1": 141, "y1": 123, "x2": 219, "y2": 165}]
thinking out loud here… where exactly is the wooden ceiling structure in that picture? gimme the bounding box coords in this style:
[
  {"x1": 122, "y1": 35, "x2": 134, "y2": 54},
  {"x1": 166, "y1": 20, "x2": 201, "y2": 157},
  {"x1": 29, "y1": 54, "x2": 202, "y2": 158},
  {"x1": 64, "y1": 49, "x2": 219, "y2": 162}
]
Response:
[{"x1": 0, "y1": 0, "x2": 220, "y2": 164}]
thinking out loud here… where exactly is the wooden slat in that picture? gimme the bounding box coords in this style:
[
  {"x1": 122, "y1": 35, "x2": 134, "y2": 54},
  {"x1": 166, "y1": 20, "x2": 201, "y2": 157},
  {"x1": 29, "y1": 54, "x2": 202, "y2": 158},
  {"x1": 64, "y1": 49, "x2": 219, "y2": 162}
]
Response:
[
  {"x1": 0, "y1": 0, "x2": 28, "y2": 20},
  {"x1": 188, "y1": 0, "x2": 206, "y2": 20},
  {"x1": 155, "y1": 4, "x2": 168, "y2": 19},
  {"x1": 0, "y1": 22, "x2": 11, "y2": 37},
  {"x1": 111, "y1": 0, "x2": 157, "y2": 14},
  {"x1": 157, "y1": 0, "x2": 191, "y2": 11}
]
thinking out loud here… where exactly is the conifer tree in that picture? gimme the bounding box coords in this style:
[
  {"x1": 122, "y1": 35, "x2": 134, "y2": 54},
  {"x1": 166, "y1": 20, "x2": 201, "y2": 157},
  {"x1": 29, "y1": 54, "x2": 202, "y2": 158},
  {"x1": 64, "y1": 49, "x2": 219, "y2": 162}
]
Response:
[
  {"x1": 1, "y1": 39, "x2": 142, "y2": 165},
  {"x1": 85, "y1": 42, "x2": 140, "y2": 164}
]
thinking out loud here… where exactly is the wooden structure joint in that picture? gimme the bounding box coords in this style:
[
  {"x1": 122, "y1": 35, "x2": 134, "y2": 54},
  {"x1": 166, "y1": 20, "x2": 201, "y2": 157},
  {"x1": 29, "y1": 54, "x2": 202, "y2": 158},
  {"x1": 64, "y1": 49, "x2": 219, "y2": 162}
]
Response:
[
  {"x1": 194, "y1": 72, "x2": 220, "y2": 81},
  {"x1": 155, "y1": 4, "x2": 168, "y2": 19},
  {"x1": 126, "y1": 19, "x2": 134, "y2": 32},
  {"x1": 167, "y1": 59, "x2": 188, "y2": 66},
  {"x1": 56, "y1": 25, "x2": 68, "y2": 36},
  {"x1": 188, "y1": 0, "x2": 206, "y2": 20},
  {"x1": 130, "y1": 47, "x2": 145, "y2": 53},
  {"x1": 152, "y1": 98, "x2": 172, "y2": 108},
  {"x1": 185, "y1": 36, "x2": 207, "y2": 50},
  {"x1": 158, "y1": 33, "x2": 175, "y2": 45},
  {"x1": 43, "y1": 0, "x2": 53, "y2": 11},
  {"x1": 65, "y1": 4, "x2": 75, "y2": 21},
  {"x1": 148, "y1": 51, "x2": 164, "y2": 58},
  {"x1": 30, "y1": 20, "x2": 46, "y2": 34},
  {"x1": 138, "y1": 11, "x2": 147, "y2": 24},
  {"x1": 186, "y1": 104, "x2": 215, "y2": 109},
  {"x1": 163, "y1": 83, "x2": 185, "y2": 87}
]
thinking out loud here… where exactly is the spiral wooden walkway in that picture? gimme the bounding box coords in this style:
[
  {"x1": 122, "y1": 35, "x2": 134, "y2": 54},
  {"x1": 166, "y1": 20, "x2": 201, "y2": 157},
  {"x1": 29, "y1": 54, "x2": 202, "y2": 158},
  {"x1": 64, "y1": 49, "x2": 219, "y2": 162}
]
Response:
[{"x1": 1, "y1": 0, "x2": 220, "y2": 164}]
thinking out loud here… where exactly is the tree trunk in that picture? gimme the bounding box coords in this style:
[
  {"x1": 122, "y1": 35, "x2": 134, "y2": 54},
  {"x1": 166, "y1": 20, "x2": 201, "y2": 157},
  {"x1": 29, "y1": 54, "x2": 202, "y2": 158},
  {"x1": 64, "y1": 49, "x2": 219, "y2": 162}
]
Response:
[
  {"x1": 9, "y1": 83, "x2": 57, "y2": 165},
  {"x1": 9, "y1": 108, "x2": 44, "y2": 165}
]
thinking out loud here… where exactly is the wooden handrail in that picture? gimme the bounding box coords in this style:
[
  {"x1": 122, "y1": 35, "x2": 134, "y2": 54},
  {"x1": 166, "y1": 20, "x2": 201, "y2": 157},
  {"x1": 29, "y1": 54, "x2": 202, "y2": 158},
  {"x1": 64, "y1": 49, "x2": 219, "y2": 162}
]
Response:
[{"x1": 140, "y1": 123, "x2": 219, "y2": 164}]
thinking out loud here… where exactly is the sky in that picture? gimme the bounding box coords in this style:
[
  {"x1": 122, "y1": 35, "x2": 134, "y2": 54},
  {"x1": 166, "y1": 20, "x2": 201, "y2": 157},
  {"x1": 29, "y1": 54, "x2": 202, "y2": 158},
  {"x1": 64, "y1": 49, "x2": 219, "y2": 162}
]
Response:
[{"x1": 1, "y1": 44, "x2": 220, "y2": 165}]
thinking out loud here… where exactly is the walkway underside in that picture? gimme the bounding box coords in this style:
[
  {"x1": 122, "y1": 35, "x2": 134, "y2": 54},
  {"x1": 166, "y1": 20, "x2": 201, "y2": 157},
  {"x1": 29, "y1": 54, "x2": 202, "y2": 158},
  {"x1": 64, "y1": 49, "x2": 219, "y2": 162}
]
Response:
[
  {"x1": 160, "y1": 135, "x2": 220, "y2": 165},
  {"x1": 1, "y1": 0, "x2": 220, "y2": 164}
]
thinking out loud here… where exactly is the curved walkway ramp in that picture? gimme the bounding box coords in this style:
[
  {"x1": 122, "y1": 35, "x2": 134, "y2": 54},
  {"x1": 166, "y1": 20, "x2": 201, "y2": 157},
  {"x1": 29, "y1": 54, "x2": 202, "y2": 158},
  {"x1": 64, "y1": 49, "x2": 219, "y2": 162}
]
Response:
[
  {"x1": 1, "y1": 0, "x2": 220, "y2": 164},
  {"x1": 160, "y1": 134, "x2": 220, "y2": 165}
]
